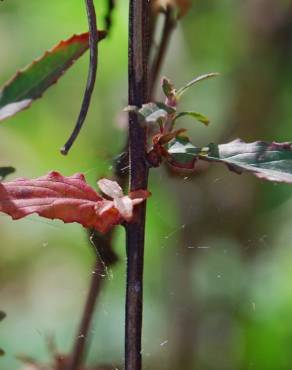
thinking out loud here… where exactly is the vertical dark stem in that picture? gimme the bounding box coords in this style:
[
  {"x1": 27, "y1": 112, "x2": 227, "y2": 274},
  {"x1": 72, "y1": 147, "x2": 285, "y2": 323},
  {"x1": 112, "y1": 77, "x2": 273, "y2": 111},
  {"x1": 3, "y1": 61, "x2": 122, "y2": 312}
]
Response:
[{"x1": 126, "y1": 1, "x2": 151, "y2": 370}]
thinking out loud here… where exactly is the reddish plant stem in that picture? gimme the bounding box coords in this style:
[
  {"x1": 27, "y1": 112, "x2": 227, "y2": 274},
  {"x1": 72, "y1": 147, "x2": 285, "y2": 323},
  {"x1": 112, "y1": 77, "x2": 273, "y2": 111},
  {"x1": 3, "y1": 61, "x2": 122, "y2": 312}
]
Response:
[{"x1": 125, "y1": 1, "x2": 151, "y2": 370}]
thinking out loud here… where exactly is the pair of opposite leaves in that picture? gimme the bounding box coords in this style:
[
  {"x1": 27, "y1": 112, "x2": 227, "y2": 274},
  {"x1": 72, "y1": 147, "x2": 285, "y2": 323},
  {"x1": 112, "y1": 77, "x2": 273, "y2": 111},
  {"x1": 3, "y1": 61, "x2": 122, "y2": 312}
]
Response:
[{"x1": 0, "y1": 172, "x2": 150, "y2": 233}]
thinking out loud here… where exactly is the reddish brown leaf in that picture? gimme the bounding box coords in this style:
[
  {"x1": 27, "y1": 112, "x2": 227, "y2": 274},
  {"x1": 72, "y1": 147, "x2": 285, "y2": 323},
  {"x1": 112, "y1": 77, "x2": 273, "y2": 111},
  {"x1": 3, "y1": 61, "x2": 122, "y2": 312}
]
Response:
[{"x1": 0, "y1": 172, "x2": 149, "y2": 233}]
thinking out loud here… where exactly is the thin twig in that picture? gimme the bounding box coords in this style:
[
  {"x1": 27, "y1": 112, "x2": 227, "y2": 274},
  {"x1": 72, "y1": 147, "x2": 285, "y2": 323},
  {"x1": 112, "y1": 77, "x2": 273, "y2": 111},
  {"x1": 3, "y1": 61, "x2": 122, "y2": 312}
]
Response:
[
  {"x1": 66, "y1": 258, "x2": 104, "y2": 370},
  {"x1": 125, "y1": 2, "x2": 151, "y2": 370},
  {"x1": 149, "y1": 5, "x2": 176, "y2": 98},
  {"x1": 67, "y1": 232, "x2": 118, "y2": 370},
  {"x1": 61, "y1": 0, "x2": 99, "y2": 155}
]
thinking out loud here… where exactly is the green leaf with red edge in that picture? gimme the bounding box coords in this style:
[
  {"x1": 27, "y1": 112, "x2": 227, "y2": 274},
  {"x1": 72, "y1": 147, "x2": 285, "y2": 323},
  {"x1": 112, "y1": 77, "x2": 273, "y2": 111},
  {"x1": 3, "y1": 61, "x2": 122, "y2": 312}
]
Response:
[
  {"x1": 0, "y1": 31, "x2": 107, "y2": 122},
  {"x1": 0, "y1": 167, "x2": 15, "y2": 181},
  {"x1": 167, "y1": 137, "x2": 292, "y2": 183},
  {"x1": 174, "y1": 111, "x2": 210, "y2": 126},
  {"x1": 0, "y1": 172, "x2": 150, "y2": 233}
]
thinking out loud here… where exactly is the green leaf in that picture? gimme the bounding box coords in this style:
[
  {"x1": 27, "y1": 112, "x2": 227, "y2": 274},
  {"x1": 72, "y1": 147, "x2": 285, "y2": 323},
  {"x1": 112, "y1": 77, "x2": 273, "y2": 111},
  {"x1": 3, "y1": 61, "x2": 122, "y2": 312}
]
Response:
[
  {"x1": 167, "y1": 137, "x2": 292, "y2": 183},
  {"x1": 201, "y1": 139, "x2": 292, "y2": 183},
  {"x1": 174, "y1": 111, "x2": 210, "y2": 125},
  {"x1": 0, "y1": 31, "x2": 107, "y2": 122},
  {"x1": 0, "y1": 349, "x2": 5, "y2": 357},
  {"x1": 127, "y1": 102, "x2": 176, "y2": 125},
  {"x1": 0, "y1": 167, "x2": 15, "y2": 181},
  {"x1": 166, "y1": 136, "x2": 201, "y2": 169},
  {"x1": 176, "y1": 72, "x2": 219, "y2": 99}
]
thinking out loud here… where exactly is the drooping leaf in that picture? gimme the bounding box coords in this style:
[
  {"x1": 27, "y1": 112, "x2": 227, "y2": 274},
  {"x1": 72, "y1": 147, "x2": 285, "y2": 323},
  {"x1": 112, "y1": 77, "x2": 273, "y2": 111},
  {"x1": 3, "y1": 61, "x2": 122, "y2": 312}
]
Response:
[
  {"x1": 202, "y1": 139, "x2": 292, "y2": 183},
  {"x1": 166, "y1": 137, "x2": 292, "y2": 183},
  {"x1": 0, "y1": 172, "x2": 149, "y2": 233},
  {"x1": 176, "y1": 72, "x2": 219, "y2": 99},
  {"x1": 174, "y1": 111, "x2": 210, "y2": 125},
  {"x1": 0, "y1": 31, "x2": 107, "y2": 122},
  {"x1": 0, "y1": 167, "x2": 15, "y2": 181}
]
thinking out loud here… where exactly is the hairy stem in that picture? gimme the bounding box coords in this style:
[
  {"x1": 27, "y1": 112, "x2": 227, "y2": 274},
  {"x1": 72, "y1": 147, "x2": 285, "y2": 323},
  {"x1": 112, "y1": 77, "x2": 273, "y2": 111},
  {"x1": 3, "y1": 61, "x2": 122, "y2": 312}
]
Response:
[{"x1": 125, "y1": 1, "x2": 151, "y2": 370}]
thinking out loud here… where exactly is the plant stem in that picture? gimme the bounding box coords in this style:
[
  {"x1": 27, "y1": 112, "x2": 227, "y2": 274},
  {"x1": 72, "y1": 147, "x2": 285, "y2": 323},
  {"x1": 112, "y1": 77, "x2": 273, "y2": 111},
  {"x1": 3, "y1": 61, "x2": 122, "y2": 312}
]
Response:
[
  {"x1": 125, "y1": 1, "x2": 151, "y2": 370},
  {"x1": 67, "y1": 232, "x2": 118, "y2": 370},
  {"x1": 67, "y1": 258, "x2": 104, "y2": 370}
]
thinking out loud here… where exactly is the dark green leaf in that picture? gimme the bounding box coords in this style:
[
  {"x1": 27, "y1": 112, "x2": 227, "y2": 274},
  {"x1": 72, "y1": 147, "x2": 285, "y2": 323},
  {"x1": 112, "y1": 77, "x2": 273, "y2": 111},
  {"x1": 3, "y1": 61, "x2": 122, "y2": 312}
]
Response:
[
  {"x1": 176, "y1": 72, "x2": 219, "y2": 99},
  {"x1": 166, "y1": 136, "x2": 201, "y2": 169},
  {"x1": 167, "y1": 137, "x2": 292, "y2": 183},
  {"x1": 174, "y1": 111, "x2": 210, "y2": 125},
  {"x1": 0, "y1": 349, "x2": 5, "y2": 357},
  {"x1": 201, "y1": 139, "x2": 292, "y2": 183},
  {"x1": 0, "y1": 167, "x2": 15, "y2": 181},
  {"x1": 0, "y1": 31, "x2": 106, "y2": 122}
]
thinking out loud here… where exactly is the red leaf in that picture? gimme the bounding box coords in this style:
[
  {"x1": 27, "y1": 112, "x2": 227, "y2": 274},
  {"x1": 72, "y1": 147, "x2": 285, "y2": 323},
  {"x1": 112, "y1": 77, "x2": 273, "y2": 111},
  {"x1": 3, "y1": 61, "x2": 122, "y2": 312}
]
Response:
[{"x1": 0, "y1": 172, "x2": 149, "y2": 233}]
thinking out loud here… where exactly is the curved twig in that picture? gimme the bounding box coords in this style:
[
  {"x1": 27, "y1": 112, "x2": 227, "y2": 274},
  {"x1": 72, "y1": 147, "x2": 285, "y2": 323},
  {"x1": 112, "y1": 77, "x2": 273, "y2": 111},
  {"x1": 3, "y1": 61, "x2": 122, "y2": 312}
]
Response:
[{"x1": 61, "y1": 0, "x2": 99, "y2": 155}]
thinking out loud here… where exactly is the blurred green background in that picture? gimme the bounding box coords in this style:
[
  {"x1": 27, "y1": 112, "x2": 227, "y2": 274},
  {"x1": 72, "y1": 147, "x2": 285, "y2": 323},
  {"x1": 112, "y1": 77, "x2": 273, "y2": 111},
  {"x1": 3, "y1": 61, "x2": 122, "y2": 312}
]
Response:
[{"x1": 1, "y1": 1, "x2": 292, "y2": 369}]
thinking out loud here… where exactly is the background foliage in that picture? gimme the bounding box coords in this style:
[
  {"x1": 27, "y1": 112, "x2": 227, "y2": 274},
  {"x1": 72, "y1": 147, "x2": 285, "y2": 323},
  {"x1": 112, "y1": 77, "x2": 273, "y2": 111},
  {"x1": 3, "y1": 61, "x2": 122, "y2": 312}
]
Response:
[{"x1": 1, "y1": 1, "x2": 292, "y2": 369}]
